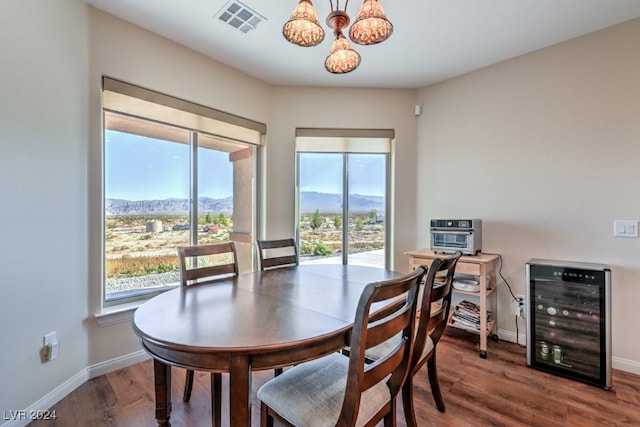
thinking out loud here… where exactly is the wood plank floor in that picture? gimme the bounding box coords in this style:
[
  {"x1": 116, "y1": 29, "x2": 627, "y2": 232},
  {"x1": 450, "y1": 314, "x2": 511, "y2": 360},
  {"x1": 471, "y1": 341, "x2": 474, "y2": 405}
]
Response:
[{"x1": 29, "y1": 329, "x2": 640, "y2": 426}]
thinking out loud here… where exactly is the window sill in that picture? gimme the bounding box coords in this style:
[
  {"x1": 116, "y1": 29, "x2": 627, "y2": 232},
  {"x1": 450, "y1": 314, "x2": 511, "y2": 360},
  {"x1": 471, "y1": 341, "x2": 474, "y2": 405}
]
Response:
[
  {"x1": 96, "y1": 286, "x2": 178, "y2": 327},
  {"x1": 94, "y1": 301, "x2": 142, "y2": 327}
]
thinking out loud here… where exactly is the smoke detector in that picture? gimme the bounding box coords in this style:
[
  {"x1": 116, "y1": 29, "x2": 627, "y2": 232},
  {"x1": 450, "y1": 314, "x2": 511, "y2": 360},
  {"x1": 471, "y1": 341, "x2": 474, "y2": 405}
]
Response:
[{"x1": 217, "y1": 1, "x2": 266, "y2": 34}]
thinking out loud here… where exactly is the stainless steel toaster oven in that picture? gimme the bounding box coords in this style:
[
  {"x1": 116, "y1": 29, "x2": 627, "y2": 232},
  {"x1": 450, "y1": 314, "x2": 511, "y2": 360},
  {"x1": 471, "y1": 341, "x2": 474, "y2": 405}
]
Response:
[{"x1": 430, "y1": 219, "x2": 482, "y2": 255}]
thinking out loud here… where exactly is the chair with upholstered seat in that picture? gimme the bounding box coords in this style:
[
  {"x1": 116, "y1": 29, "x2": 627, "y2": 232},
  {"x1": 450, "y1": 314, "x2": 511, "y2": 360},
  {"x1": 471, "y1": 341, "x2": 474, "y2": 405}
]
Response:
[
  {"x1": 256, "y1": 238, "x2": 298, "y2": 271},
  {"x1": 257, "y1": 265, "x2": 427, "y2": 427},
  {"x1": 363, "y1": 251, "x2": 461, "y2": 426},
  {"x1": 256, "y1": 238, "x2": 299, "y2": 376},
  {"x1": 405, "y1": 251, "x2": 460, "y2": 421},
  {"x1": 176, "y1": 242, "x2": 238, "y2": 427}
]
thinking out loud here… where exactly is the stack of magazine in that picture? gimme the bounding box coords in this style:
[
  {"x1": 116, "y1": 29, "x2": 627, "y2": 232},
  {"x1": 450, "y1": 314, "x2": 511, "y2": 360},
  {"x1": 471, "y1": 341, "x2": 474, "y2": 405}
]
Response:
[{"x1": 448, "y1": 300, "x2": 492, "y2": 332}]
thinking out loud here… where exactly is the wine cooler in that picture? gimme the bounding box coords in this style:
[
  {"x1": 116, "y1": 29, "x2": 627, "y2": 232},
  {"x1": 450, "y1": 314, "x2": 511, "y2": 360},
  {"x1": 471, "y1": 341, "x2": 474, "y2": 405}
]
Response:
[{"x1": 525, "y1": 259, "x2": 611, "y2": 389}]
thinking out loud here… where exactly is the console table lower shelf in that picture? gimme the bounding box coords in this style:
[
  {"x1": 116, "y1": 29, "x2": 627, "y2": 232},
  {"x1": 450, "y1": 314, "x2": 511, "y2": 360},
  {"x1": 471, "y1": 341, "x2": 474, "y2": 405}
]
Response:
[{"x1": 405, "y1": 249, "x2": 500, "y2": 358}]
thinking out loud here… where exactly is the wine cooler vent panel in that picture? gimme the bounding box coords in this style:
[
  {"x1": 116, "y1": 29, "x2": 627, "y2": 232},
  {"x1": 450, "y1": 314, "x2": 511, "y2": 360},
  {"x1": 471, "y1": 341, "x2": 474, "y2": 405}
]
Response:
[{"x1": 525, "y1": 259, "x2": 611, "y2": 389}]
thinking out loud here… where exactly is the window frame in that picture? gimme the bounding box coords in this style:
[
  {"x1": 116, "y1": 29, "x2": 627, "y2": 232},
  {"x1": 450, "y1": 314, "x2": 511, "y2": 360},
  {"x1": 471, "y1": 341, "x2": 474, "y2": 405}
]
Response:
[
  {"x1": 294, "y1": 128, "x2": 394, "y2": 269},
  {"x1": 101, "y1": 77, "x2": 265, "y2": 307}
]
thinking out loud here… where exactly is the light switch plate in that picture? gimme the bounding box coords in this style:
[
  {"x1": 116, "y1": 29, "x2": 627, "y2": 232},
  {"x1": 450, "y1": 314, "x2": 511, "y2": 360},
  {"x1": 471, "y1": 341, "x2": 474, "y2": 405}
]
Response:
[{"x1": 613, "y1": 220, "x2": 638, "y2": 238}]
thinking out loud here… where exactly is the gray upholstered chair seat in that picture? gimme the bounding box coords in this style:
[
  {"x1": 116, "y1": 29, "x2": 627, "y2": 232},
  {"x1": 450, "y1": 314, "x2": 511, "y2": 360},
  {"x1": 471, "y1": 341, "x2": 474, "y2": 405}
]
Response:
[
  {"x1": 362, "y1": 253, "x2": 461, "y2": 425},
  {"x1": 257, "y1": 352, "x2": 391, "y2": 427}
]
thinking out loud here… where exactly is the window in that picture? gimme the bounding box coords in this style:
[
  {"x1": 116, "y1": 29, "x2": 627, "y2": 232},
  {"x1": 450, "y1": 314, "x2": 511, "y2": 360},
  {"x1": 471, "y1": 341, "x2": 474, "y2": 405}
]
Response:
[
  {"x1": 102, "y1": 78, "x2": 265, "y2": 305},
  {"x1": 295, "y1": 129, "x2": 393, "y2": 269}
]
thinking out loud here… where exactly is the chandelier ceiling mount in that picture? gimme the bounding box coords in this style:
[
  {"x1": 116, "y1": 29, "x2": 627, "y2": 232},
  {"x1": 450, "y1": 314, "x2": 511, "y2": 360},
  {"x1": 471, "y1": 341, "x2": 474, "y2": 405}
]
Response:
[{"x1": 326, "y1": 10, "x2": 350, "y2": 32}]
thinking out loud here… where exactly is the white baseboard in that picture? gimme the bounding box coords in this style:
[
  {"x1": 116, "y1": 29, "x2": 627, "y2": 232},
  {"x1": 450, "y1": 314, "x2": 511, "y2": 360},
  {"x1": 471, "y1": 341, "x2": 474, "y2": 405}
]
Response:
[
  {"x1": 496, "y1": 328, "x2": 527, "y2": 348},
  {"x1": 0, "y1": 350, "x2": 150, "y2": 427},
  {"x1": 1, "y1": 370, "x2": 89, "y2": 427},
  {"x1": 87, "y1": 349, "x2": 150, "y2": 378},
  {"x1": 610, "y1": 356, "x2": 640, "y2": 375}
]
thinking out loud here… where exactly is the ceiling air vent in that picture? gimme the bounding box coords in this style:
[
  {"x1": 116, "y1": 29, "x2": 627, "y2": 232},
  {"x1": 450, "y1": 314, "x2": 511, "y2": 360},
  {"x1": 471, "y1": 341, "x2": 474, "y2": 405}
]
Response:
[{"x1": 217, "y1": 1, "x2": 266, "y2": 34}]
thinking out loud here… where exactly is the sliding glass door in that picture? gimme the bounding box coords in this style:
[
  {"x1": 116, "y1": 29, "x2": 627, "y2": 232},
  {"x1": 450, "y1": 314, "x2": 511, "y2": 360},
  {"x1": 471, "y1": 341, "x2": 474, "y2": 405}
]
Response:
[
  {"x1": 346, "y1": 153, "x2": 386, "y2": 266},
  {"x1": 298, "y1": 153, "x2": 344, "y2": 261},
  {"x1": 297, "y1": 152, "x2": 388, "y2": 267}
]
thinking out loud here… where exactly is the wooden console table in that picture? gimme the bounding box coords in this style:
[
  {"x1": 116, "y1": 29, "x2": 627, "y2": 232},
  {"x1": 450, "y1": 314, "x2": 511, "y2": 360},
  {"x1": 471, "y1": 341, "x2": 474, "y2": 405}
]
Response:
[{"x1": 405, "y1": 249, "x2": 500, "y2": 358}]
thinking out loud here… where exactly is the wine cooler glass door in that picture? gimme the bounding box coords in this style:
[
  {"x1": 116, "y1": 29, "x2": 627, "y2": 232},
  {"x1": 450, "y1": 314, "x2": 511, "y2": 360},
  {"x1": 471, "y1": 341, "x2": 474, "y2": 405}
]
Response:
[{"x1": 526, "y1": 260, "x2": 611, "y2": 389}]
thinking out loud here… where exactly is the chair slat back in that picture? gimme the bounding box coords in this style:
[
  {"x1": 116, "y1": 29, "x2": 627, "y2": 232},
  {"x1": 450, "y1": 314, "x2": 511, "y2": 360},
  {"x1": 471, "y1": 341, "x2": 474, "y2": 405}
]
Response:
[
  {"x1": 338, "y1": 265, "x2": 427, "y2": 425},
  {"x1": 414, "y1": 252, "x2": 461, "y2": 366},
  {"x1": 257, "y1": 239, "x2": 298, "y2": 271},
  {"x1": 177, "y1": 242, "x2": 238, "y2": 286}
]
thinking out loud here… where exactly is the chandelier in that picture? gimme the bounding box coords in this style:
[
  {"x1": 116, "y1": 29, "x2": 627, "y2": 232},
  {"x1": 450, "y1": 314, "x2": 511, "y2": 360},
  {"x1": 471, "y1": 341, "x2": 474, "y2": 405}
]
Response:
[{"x1": 283, "y1": 0, "x2": 393, "y2": 74}]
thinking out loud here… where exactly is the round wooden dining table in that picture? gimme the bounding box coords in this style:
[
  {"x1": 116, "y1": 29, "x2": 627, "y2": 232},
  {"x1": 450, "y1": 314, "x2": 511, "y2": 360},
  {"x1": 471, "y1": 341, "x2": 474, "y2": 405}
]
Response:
[{"x1": 132, "y1": 263, "x2": 403, "y2": 427}]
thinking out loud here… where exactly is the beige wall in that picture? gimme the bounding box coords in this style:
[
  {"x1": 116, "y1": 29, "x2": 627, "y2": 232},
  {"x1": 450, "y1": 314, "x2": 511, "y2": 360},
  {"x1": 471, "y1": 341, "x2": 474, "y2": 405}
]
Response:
[
  {"x1": 0, "y1": 0, "x2": 90, "y2": 415},
  {"x1": 266, "y1": 87, "x2": 418, "y2": 270},
  {"x1": 2, "y1": 0, "x2": 639, "y2": 418},
  {"x1": 87, "y1": 8, "x2": 418, "y2": 366},
  {"x1": 86, "y1": 8, "x2": 274, "y2": 364},
  {"x1": 416, "y1": 18, "x2": 640, "y2": 366}
]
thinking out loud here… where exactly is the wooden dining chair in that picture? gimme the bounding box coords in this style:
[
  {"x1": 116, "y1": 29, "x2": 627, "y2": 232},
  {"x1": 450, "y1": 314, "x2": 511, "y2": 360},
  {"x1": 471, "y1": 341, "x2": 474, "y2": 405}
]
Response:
[
  {"x1": 405, "y1": 251, "x2": 460, "y2": 420},
  {"x1": 363, "y1": 251, "x2": 461, "y2": 426},
  {"x1": 177, "y1": 241, "x2": 238, "y2": 287},
  {"x1": 256, "y1": 238, "x2": 299, "y2": 376},
  {"x1": 256, "y1": 238, "x2": 298, "y2": 271},
  {"x1": 257, "y1": 265, "x2": 427, "y2": 427},
  {"x1": 176, "y1": 242, "x2": 238, "y2": 427}
]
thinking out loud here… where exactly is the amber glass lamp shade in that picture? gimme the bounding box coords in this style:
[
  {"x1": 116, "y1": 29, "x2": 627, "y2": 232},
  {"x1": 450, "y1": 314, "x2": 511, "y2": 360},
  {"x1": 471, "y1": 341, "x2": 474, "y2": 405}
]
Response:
[
  {"x1": 349, "y1": 0, "x2": 393, "y2": 45},
  {"x1": 283, "y1": 0, "x2": 325, "y2": 47},
  {"x1": 324, "y1": 32, "x2": 361, "y2": 74}
]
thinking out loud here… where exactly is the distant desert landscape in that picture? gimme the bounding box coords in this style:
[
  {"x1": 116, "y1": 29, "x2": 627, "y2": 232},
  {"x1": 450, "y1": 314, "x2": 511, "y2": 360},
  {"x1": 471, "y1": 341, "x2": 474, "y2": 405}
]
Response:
[{"x1": 104, "y1": 212, "x2": 384, "y2": 295}]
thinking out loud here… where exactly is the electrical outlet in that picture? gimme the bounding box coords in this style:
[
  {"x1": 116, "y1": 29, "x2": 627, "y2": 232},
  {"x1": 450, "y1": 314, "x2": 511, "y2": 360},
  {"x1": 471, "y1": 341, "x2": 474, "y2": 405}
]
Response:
[
  {"x1": 44, "y1": 332, "x2": 56, "y2": 347},
  {"x1": 515, "y1": 295, "x2": 525, "y2": 319},
  {"x1": 43, "y1": 332, "x2": 59, "y2": 361}
]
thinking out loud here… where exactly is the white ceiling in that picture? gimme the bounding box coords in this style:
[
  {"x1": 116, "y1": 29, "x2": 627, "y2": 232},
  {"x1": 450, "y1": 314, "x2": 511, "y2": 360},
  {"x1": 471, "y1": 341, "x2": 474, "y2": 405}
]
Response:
[{"x1": 86, "y1": 0, "x2": 640, "y2": 89}]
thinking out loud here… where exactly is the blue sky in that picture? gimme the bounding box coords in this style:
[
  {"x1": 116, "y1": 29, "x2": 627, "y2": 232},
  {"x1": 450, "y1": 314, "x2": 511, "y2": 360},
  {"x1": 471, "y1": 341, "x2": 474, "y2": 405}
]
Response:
[
  {"x1": 106, "y1": 131, "x2": 386, "y2": 201},
  {"x1": 105, "y1": 131, "x2": 232, "y2": 200},
  {"x1": 299, "y1": 153, "x2": 386, "y2": 197}
]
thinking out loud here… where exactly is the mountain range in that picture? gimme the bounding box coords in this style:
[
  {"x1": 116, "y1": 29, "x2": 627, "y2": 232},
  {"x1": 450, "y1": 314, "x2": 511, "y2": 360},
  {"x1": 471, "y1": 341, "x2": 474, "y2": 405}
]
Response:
[
  {"x1": 106, "y1": 192, "x2": 384, "y2": 215},
  {"x1": 299, "y1": 192, "x2": 384, "y2": 214}
]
